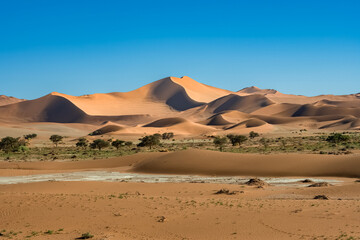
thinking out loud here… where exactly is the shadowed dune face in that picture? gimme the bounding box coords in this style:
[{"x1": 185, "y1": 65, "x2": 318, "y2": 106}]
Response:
[
  {"x1": 205, "y1": 94, "x2": 275, "y2": 114},
  {"x1": 0, "y1": 95, "x2": 88, "y2": 123},
  {"x1": 0, "y1": 76, "x2": 359, "y2": 133}
]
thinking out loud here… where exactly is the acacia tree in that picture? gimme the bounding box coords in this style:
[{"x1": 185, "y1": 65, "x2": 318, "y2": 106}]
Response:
[
  {"x1": 326, "y1": 133, "x2": 350, "y2": 144},
  {"x1": 226, "y1": 134, "x2": 248, "y2": 147},
  {"x1": 162, "y1": 132, "x2": 174, "y2": 140},
  {"x1": 49, "y1": 135, "x2": 63, "y2": 147},
  {"x1": 213, "y1": 136, "x2": 227, "y2": 152},
  {"x1": 112, "y1": 139, "x2": 125, "y2": 150},
  {"x1": 137, "y1": 134, "x2": 161, "y2": 149},
  {"x1": 76, "y1": 137, "x2": 89, "y2": 149},
  {"x1": 0, "y1": 137, "x2": 24, "y2": 153},
  {"x1": 90, "y1": 139, "x2": 110, "y2": 151},
  {"x1": 24, "y1": 133, "x2": 37, "y2": 142}
]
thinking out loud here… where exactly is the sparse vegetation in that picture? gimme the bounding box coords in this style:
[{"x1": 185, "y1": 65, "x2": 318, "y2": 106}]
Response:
[
  {"x1": 162, "y1": 132, "x2": 174, "y2": 140},
  {"x1": 76, "y1": 137, "x2": 89, "y2": 149},
  {"x1": 24, "y1": 133, "x2": 37, "y2": 141},
  {"x1": 90, "y1": 139, "x2": 110, "y2": 151},
  {"x1": 137, "y1": 134, "x2": 161, "y2": 149},
  {"x1": 249, "y1": 131, "x2": 259, "y2": 139},
  {"x1": 1, "y1": 131, "x2": 360, "y2": 161},
  {"x1": 0, "y1": 136, "x2": 26, "y2": 153},
  {"x1": 76, "y1": 232, "x2": 94, "y2": 239},
  {"x1": 213, "y1": 136, "x2": 227, "y2": 151},
  {"x1": 226, "y1": 134, "x2": 247, "y2": 147},
  {"x1": 112, "y1": 139, "x2": 125, "y2": 150},
  {"x1": 49, "y1": 135, "x2": 63, "y2": 147},
  {"x1": 326, "y1": 133, "x2": 350, "y2": 144}
]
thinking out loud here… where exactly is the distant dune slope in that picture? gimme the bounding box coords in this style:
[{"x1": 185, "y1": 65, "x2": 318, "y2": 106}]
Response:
[
  {"x1": 201, "y1": 94, "x2": 274, "y2": 114},
  {"x1": 132, "y1": 149, "x2": 360, "y2": 178},
  {"x1": 0, "y1": 95, "x2": 25, "y2": 106}
]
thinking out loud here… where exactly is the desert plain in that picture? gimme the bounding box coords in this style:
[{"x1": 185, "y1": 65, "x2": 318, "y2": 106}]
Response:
[{"x1": 0, "y1": 76, "x2": 359, "y2": 239}]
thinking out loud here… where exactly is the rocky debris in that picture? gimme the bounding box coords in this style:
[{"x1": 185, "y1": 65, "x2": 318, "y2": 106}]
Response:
[
  {"x1": 245, "y1": 178, "x2": 267, "y2": 186},
  {"x1": 300, "y1": 179, "x2": 314, "y2": 183},
  {"x1": 314, "y1": 195, "x2": 329, "y2": 200},
  {"x1": 308, "y1": 182, "x2": 331, "y2": 187},
  {"x1": 214, "y1": 188, "x2": 244, "y2": 195},
  {"x1": 157, "y1": 216, "x2": 166, "y2": 222}
]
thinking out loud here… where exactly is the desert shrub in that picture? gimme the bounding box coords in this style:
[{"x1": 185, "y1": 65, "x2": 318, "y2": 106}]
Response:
[
  {"x1": 49, "y1": 135, "x2": 63, "y2": 147},
  {"x1": 125, "y1": 141, "x2": 133, "y2": 147},
  {"x1": 249, "y1": 131, "x2": 259, "y2": 139},
  {"x1": 90, "y1": 139, "x2": 110, "y2": 151},
  {"x1": 213, "y1": 136, "x2": 227, "y2": 151},
  {"x1": 24, "y1": 133, "x2": 37, "y2": 141},
  {"x1": 76, "y1": 137, "x2": 89, "y2": 148},
  {"x1": 259, "y1": 137, "x2": 269, "y2": 150}
]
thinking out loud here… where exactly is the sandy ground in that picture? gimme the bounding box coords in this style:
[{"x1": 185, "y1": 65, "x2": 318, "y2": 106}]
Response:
[
  {"x1": 0, "y1": 150, "x2": 360, "y2": 239},
  {"x1": 0, "y1": 181, "x2": 359, "y2": 240}
]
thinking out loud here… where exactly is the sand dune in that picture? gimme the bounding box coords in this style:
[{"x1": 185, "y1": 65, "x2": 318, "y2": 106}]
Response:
[
  {"x1": 143, "y1": 117, "x2": 215, "y2": 135},
  {"x1": 292, "y1": 104, "x2": 360, "y2": 118},
  {"x1": 237, "y1": 86, "x2": 278, "y2": 94},
  {"x1": 0, "y1": 95, "x2": 25, "y2": 106},
  {"x1": 1, "y1": 149, "x2": 359, "y2": 178},
  {"x1": 200, "y1": 114, "x2": 233, "y2": 126},
  {"x1": 226, "y1": 118, "x2": 268, "y2": 129},
  {"x1": 0, "y1": 76, "x2": 359, "y2": 133},
  {"x1": 170, "y1": 76, "x2": 231, "y2": 102},
  {"x1": 202, "y1": 94, "x2": 274, "y2": 114},
  {"x1": 132, "y1": 149, "x2": 360, "y2": 178},
  {"x1": 143, "y1": 117, "x2": 188, "y2": 127}
]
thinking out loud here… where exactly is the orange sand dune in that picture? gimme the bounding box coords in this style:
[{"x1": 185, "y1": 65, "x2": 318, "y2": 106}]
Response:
[
  {"x1": 132, "y1": 149, "x2": 360, "y2": 178},
  {"x1": 0, "y1": 76, "x2": 359, "y2": 133},
  {"x1": 142, "y1": 117, "x2": 216, "y2": 135},
  {"x1": 1, "y1": 149, "x2": 359, "y2": 178},
  {"x1": 0, "y1": 95, "x2": 25, "y2": 106}
]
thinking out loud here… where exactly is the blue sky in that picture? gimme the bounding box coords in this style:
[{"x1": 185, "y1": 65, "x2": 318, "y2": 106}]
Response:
[{"x1": 1, "y1": 0, "x2": 359, "y2": 99}]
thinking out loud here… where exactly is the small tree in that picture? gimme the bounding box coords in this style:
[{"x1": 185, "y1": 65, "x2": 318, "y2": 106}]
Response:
[
  {"x1": 213, "y1": 136, "x2": 227, "y2": 151},
  {"x1": 249, "y1": 131, "x2": 259, "y2": 139},
  {"x1": 0, "y1": 137, "x2": 24, "y2": 153},
  {"x1": 76, "y1": 137, "x2": 89, "y2": 149},
  {"x1": 226, "y1": 134, "x2": 248, "y2": 147},
  {"x1": 49, "y1": 135, "x2": 63, "y2": 147},
  {"x1": 112, "y1": 139, "x2": 125, "y2": 150},
  {"x1": 326, "y1": 133, "x2": 350, "y2": 144},
  {"x1": 162, "y1": 132, "x2": 174, "y2": 140},
  {"x1": 137, "y1": 134, "x2": 161, "y2": 149},
  {"x1": 125, "y1": 141, "x2": 133, "y2": 147},
  {"x1": 90, "y1": 139, "x2": 110, "y2": 151},
  {"x1": 24, "y1": 133, "x2": 37, "y2": 141}
]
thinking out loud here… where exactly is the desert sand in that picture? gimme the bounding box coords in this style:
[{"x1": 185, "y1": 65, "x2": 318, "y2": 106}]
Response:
[{"x1": 0, "y1": 150, "x2": 359, "y2": 239}]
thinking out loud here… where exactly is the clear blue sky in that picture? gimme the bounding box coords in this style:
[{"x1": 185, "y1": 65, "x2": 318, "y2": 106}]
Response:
[{"x1": 1, "y1": 0, "x2": 359, "y2": 99}]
